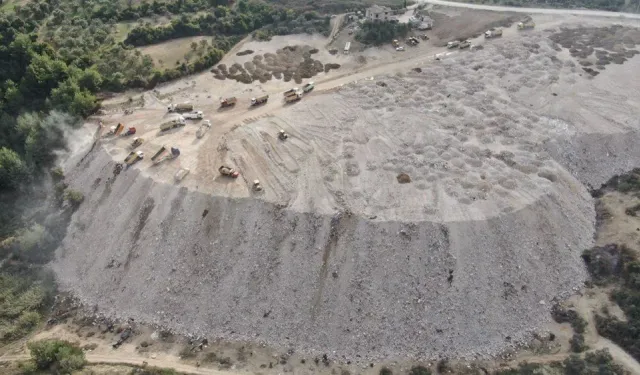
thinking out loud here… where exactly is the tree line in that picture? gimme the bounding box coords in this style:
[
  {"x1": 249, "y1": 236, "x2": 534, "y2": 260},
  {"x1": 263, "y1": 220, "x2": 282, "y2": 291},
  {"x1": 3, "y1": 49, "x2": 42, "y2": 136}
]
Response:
[
  {"x1": 355, "y1": 20, "x2": 412, "y2": 46},
  {"x1": 125, "y1": 4, "x2": 329, "y2": 46}
]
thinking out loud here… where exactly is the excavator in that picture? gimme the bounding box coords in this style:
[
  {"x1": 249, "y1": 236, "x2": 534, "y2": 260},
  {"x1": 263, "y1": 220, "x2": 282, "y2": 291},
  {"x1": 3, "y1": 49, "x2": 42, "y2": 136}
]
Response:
[{"x1": 219, "y1": 166, "x2": 239, "y2": 178}]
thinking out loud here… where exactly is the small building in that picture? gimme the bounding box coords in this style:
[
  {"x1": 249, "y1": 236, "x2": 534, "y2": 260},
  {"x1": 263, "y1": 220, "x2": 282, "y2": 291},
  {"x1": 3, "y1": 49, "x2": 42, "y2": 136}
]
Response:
[{"x1": 365, "y1": 5, "x2": 393, "y2": 22}]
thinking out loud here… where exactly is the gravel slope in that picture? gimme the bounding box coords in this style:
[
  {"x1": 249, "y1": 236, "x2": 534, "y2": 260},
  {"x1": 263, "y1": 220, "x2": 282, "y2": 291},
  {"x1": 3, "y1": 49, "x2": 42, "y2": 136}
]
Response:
[
  {"x1": 54, "y1": 147, "x2": 592, "y2": 361},
  {"x1": 52, "y1": 29, "x2": 640, "y2": 361}
]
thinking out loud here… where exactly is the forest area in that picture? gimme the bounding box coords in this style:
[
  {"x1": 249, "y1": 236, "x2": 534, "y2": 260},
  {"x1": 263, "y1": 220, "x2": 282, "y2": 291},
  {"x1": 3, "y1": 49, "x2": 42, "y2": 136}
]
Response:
[{"x1": 0, "y1": 0, "x2": 331, "y2": 350}]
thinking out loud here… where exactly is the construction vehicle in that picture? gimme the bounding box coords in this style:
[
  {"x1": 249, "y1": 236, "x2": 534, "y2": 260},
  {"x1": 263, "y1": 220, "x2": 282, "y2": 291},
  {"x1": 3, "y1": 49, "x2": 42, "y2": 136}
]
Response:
[
  {"x1": 517, "y1": 21, "x2": 535, "y2": 30},
  {"x1": 160, "y1": 117, "x2": 186, "y2": 131},
  {"x1": 447, "y1": 40, "x2": 460, "y2": 49},
  {"x1": 251, "y1": 95, "x2": 269, "y2": 106},
  {"x1": 392, "y1": 39, "x2": 400, "y2": 48},
  {"x1": 175, "y1": 168, "x2": 190, "y2": 182},
  {"x1": 419, "y1": 34, "x2": 429, "y2": 40},
  {"x1": 122, "y1": 127, "x2": 136, "y2": 136},
  {"x1": 124, "y1": 151, "x2": 144, "y2": 166},
  {"x1": 278, "y1": 130, "x2": 289, "y2": 140},
  {"x1": 220, "y1": 97, "x2": 237, "y2": 108},
  {"x1": 302, "y1": 82, "x2": 314, "y2": 93},
  {"x1": 484, "y1": 28, "x2": 503, "y2": 38},
  {"x1": 131, "y1": 137, "x2": 144, "y2": 149},
  {"x1": 253, "y1": 180, "x2": 263, "y2": 192},
  {"x1": 285, "y1": 92, "x2": 302, "y2": 103},
  {"x1": 104, "y1": 123, "x2": 125, "y2": 137},
  {"x1": 184, "y1": 111, "x2": 204, "y2": 120},
  {"x1": 167, "y1": 103, "x2": 193, "y2": 113},
  {"x1": 152, "y1": 146, "x2": 180, "y2": 164},
  {"x1": 219, "y1": 165, "x2": 239, "y2": 178},
  {"x1": 196, "y1": 120, "x2": 211, "y2": 139},
  {"x1": 459, "y1": 40, "x2": 471, "y2": 49},
  {"x1": 344, "y1": 42, "x2": 351, "y2": 54},
  {"x1": 284, "y1": 88, "x2": 299, "y2": 96},
  {"x1": 406, "y1": 37, "x2": 419, "y2": 46},
  {"x1": 396, "y1": 46, "x2": 405, "y2": 52}
]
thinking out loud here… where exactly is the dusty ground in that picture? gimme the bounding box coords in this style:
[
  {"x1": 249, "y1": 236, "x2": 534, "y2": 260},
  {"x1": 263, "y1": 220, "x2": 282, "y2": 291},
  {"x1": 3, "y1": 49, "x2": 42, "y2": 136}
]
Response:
[
  {"x1": 139, "y1": 36, "x2": 210, "y2": 67},
  {"x1": 48, "y1": 6, "x2": 640, "y2": 369}
]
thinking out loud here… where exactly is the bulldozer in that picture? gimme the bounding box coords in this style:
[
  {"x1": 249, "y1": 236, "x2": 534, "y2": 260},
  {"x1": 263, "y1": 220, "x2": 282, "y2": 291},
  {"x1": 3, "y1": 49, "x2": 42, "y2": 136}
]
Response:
[{"x1": 219, "y1": 166, "x2": 239, "y2": 178}]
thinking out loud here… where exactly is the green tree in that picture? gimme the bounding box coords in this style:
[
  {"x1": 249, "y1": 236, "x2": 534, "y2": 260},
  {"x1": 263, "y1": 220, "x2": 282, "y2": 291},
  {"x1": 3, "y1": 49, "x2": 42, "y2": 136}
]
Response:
[
  {"x1": 22, "y1": 54, "x2": 69, "y2": 97},
  {"x1": 0, "y1": 147, "x2": 28, "y2": 190},
  {"x1": 27, "y1": 339, "x2": 86, "y2": 374},
  {"x1": 77, "y1": 68, "x2": 103, "y2": 92}
]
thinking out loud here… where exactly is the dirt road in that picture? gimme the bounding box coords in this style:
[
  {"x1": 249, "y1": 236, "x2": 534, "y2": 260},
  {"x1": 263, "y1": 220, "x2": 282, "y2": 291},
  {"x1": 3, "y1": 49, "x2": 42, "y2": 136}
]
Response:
[
  {"x1": 0, "y1": 353, "x2": 245, "y2": 375},
  {"x1": 419, "y1": 0, "x2": 640, "y2": 19}
]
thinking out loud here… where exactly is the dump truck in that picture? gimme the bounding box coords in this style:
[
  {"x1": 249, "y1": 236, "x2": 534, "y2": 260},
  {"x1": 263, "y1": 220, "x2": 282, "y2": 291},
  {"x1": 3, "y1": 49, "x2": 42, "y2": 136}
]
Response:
[
  {"x1": 131, "y1": 137, "x2": 144, "y2": 149},
  {"x1": 283, "y1": 88, "x2": 299, "y2": 96},
  {"x1": 447, "y1": 40, "x2": 460, "y2": 49},
  {"x1": 518, "y1": 21, "x2": 535, "y2": 30},
  {"x1": 196, "y1": 120, "x2": 211, "y2": 138},
  {"x1": 484, "y1": 28, "x2": 503, "y2": 38},
  {"x1": 160, "y1": 117, "x2": 186, "y2": 131},
  {"x1": 251, "y1": 95, "x2": 269, "y2": 106},
  {"x1": 122, "y1": 127, "x2": 136, "y2": 136},
  {"x1": 124, "y1": 151, "x2": 144, "y2": 166},
  {"x1": 219, "y1": 165, "x2": 239, "y2": 178},
  {"x1": 167, "y1": 103, "x2": 193, "y2": 113},
  {"x1": 104, "y1": 123, "x2": 125, "y2": 137},
  {"x1": 253, "y1": 180, "x2": 263, "y2": 192},
  {"x1": 152, "y1": 146, "x2": 180, "y2": 164},
  {"x1": 302, "y1": 82, "x2": 315, "y2": 93},
  {"x1": 184, "y1": 111, "x2": 204, "y2": 120},
  {"x1": 459, "y1": 40, "x2": 471, "y2": 49},
  {"x1": 175, "y1": 168, "x2": 190, "y2": 182},
  {"x1": 285, "y1": 93, "x2": 302, "y2": 103},
  {"x1": 220, "y1": 97, "x2": 237, "y2": 108}
]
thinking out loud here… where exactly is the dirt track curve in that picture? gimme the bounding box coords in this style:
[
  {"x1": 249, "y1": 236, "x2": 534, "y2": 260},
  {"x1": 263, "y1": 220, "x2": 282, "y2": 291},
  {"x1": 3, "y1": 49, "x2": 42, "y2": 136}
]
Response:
[{"x1": 419, "y1": 0, "x2": 640, "y2": 19}]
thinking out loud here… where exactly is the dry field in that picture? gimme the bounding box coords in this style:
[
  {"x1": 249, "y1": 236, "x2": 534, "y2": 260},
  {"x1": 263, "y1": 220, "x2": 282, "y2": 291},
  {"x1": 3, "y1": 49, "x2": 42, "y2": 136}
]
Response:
[{"x1": 138, "y1": 36, "x2": 210, "y2": 68}]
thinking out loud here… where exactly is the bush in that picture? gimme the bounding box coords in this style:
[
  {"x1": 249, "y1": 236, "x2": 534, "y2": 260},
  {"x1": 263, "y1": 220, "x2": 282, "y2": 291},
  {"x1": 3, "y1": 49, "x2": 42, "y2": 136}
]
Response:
[
  {"x1": 581, "y1": 244, "x2": 631, "y2": 285},
  {"x1": 408, "y1": 365, "x2": 431, "y2": 375},
  {"x1": 63, "y1": 189, "x2": 84, "y2": 207},
  {"x1": 570, "y1": 333, "x2": 587, "y2": 353},
  {"x1": 26, "y1": 339, "x2": 86, "y2": 374},
  {"x1": 132, "y1": 367, "x2": 179, "y2": 375},
  {"x1": 551, "y1": 305, "x2": 587, "y2": 334}
]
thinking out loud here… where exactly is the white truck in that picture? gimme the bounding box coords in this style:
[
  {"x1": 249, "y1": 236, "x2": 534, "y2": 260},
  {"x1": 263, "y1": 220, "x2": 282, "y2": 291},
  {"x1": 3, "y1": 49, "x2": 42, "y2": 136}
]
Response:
[
  {"x1": 160, "y1": 116, "x2": 186, "y2": 131},
  {"x1": 344, "y1": 42, "x2": 351, "y2": 54},
  {"x1": 484, "y1": 28, "x2": 503, "y2": 38},
  {"x1": 167, "y1": 103, "x2": 193, "y2": 113},
  {"x1": 184, "y1": 111, "x2": 203, "y2": 120}
]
